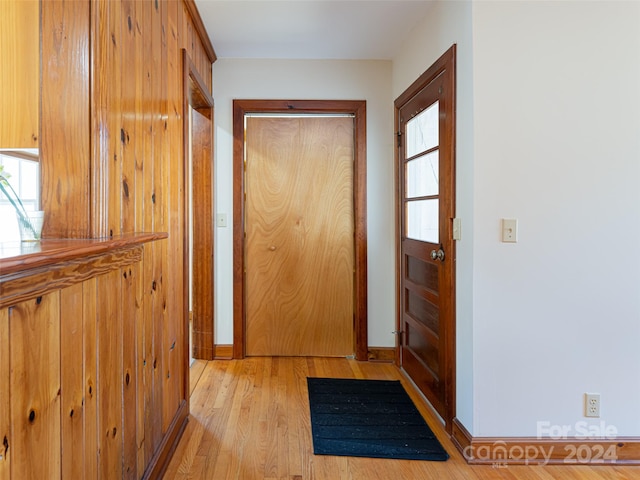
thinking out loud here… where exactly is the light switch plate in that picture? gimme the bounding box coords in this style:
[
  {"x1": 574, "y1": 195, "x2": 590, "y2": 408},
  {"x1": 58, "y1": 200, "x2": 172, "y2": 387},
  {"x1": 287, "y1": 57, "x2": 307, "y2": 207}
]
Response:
[
  {"x1": 502, "y1": 218, "x2": 517, "y2": 242},
  {"x1": 216, "y1": 213, "x2": 227, "y2": 228},
  {"x1": 453, "y1": 218, "x2": 462, "y2": 240}
]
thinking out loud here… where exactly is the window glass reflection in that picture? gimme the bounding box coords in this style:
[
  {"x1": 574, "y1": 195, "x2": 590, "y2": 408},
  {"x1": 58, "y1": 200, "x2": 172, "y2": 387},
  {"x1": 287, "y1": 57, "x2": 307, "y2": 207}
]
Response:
[
  {"x1": 406, "y1": 151, "x2": 438, "y2": 198},
  {"x1": 406, "y1": 199, "x2": 438, "y2": 243},
  {"x1": 406, "y1": 101, "x2": 438, "y2": 158}
]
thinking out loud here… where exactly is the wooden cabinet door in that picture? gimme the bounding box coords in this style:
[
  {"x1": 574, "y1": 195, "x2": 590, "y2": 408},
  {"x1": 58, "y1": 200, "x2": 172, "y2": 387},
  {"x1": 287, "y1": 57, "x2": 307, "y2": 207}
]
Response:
[{"x1": 0, "y1": 0, "x2": 39, "y2": 148}]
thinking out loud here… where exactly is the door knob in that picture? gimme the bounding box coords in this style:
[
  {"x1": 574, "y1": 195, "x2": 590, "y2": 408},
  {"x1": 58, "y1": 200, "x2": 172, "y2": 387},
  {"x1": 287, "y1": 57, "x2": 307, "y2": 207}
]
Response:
[
  {"x1": 268, "y1": 245, "x2": 277, "y2": 251},
  {"x1": 430, "y1": 248, "x2": 445, "y2": 261}
]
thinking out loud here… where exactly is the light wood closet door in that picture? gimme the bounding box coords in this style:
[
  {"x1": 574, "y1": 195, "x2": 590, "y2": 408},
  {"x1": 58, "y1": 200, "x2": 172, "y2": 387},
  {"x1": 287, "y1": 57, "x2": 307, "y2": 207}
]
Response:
[{"x1": 245, "y1": 116, "x2": 354, "y2": 356}]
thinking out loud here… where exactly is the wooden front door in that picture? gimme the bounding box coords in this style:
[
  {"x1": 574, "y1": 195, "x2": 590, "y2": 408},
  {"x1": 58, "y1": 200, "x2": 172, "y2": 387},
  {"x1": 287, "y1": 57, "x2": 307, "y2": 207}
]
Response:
[
  {"x1": 396, "y1": 46, "x2": 456, "y2": 430},
  {"x1": 244, "y1": 115, "x2": 355, "y2": 356}
]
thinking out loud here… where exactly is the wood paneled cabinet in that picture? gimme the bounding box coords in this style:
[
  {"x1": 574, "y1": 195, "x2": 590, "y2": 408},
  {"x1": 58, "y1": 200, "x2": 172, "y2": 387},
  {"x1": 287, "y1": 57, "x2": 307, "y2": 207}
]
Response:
[
  {"x1": 0, "y1": 236, "x2": 171, "y2": 479},
  {"x1": 0, "y1": 0, "x2": 39, "y2": 148}
]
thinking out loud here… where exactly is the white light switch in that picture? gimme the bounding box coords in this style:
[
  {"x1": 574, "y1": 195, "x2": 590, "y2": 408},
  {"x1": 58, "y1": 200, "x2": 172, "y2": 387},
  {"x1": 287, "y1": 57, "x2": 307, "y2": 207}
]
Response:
[
  {"x1": 216, "y1": 213, "x2": 227, "y2": 228},
  {"x1": 502, "y1": 218, "x2": 517, "y2": 243}
]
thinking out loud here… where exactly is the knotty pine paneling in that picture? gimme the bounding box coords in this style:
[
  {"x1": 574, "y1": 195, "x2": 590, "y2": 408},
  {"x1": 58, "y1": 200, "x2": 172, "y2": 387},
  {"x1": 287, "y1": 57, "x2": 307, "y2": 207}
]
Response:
[
  {"x1": 121, "y1": 0, "x2": 137, "y2": 236},
  {"x1": 60, "y1": 283, "x2": 85, "y2": 480},
  {"x1": 181, "y1": 2, "x2": 212, "y2": 88},
  {"x1": 122, "y1": 263, "x2": 140, "y2": 479},
  {"x1": 83, "y1": 278, "x2": 99, "y2": 480},
  {"x1": 97, "y1": 269, "x2": 124, "y2": 479},
  {"x1": 42, "y1": 0, "x2": 213, "y2": 239},
  {"x1": 41, "y1": 0, "x2": 91, "y2": 238},
  {"x1": 0, "y1": 308, "x2": 9, "y2": 479},
  {"x1": 0, "y1": 245, "x2": 151, "y2": 480},
  {"x1": 156, "y1": 0, "x2": 172, "y2": 436},
  {"x1": 136, "y1": 253, "x2": 147, "y2": 475},
  {"x1": 133, "y1": 0, "x2": 146, "y2": 237},
  {"x1": 166, "y1": 0, "x2": 186, "y2": 427},
  {"x1": 142, "y1": 243, "x2": 157, "y2": 466},
  {"x1": 34, "y1": 0, "x2": 214, "y2": 478},
  {"x1": 9, "y1": 293, "x2": 61, "y2": 479}
]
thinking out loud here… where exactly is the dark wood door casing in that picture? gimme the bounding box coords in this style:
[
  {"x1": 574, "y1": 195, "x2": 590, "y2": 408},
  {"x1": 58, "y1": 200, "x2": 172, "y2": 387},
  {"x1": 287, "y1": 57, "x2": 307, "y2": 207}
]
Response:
[
  {"x1": 183, "y1": 51, "x2": 215, "y2": 362},
  {"x1": 233, "y1": 100, "x2": 368, "y2": 361}
]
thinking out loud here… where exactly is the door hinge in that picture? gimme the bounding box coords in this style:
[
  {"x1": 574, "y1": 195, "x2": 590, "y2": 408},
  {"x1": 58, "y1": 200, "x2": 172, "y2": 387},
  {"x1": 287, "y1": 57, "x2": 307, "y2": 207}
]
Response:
[{"x1": 396, "y1": 131, "x2": 402, "y2": 148}]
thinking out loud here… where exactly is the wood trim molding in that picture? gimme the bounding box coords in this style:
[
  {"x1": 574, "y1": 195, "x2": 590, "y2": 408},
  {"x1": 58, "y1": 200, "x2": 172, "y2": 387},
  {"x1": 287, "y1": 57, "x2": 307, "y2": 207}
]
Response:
[
  {"x1": 1, "y1": 246, "x2": 141, "y2": 308},
  {"x1": 213, "y1": 344, "x2": 233, "y2": 359},
  {"x1": 183, "y1": 49, "x2": 215, "y2": 363},
  {"x1": 0, "y1": 234, "x2": 166, "y2": 308},
  {"x1": 183, "y1": 0, "x2": 217, "y2": 64},
  {"x1": 452, "y1": 418, "x2": 640, "y2": 466},
  {"x1": 451, "y1": 417, "x2": 472, "y2": 452},
  {"x1": 367, "y1": 347, "x2": 396, "y2": 362},
  {"x1": 0, "y1": 149, "x2": 39, "y2": 162},
  {"x1": 0, "y1": 233, "x2": 167, "y2": 275},
  {"x1": 142, "y1": 400, "x2": 189, "y2": 479},
  {"x1": 232, "y1": 100, "x2": 368, "y2": 360}
]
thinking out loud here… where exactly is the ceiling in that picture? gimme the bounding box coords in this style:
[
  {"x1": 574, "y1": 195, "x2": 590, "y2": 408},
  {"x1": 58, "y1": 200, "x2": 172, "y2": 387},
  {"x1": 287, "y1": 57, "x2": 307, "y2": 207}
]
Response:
[{"x1": 193, "y1": 0, "x2": 435, "y2": 60}]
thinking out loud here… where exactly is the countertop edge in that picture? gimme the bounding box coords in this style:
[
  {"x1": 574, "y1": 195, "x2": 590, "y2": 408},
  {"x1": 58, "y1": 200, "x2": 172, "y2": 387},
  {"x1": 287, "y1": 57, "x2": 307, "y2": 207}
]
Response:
[{"x1": 0, "y1": 232, "x2": 168, "y2": 277}]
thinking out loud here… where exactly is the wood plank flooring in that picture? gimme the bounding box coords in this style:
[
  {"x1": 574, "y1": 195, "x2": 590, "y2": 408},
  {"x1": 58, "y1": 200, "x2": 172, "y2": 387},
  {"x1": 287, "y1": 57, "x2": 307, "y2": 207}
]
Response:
[{"x1": 164, "y1": 358, "x2": 640, "y2": 479}]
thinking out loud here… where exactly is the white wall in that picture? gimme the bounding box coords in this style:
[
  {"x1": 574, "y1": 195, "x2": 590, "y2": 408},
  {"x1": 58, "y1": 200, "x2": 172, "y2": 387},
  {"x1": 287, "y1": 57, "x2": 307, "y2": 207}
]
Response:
[
  {"x1": 212, "y1": 0, "x2": 640, "y2": 439},
  {"x1": 471, "y1": 0, "x2": 640, "y2": 437},
  {"x1": 392, "y1": 0, "x2": 476, "y2": 433},
  {"x1": 395, "y1": 0, "x2": 640, "y2": 437},
  {"x1": 212, "y1": 59, "x2": 396, "y2": 349}
]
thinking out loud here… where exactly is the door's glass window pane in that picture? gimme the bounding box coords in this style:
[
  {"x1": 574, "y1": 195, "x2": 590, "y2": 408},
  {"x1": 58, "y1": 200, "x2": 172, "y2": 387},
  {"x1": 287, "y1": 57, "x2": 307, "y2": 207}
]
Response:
[
  {"x1": 406, "y1": 101, "x2": 439, "y2": 158},
  {"x1": 406, "y1": 199, "x2": 438, "y2": 243},
  {"x1": 406, "y1": 150, "x2": 438, "y2": 198}
]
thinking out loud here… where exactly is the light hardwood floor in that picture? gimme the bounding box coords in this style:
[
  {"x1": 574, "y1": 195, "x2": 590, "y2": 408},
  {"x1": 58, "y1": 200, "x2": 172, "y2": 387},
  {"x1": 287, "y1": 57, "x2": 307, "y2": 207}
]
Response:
[{"x1": 164, "y1": 358, "x2": 639, "y2": 479}]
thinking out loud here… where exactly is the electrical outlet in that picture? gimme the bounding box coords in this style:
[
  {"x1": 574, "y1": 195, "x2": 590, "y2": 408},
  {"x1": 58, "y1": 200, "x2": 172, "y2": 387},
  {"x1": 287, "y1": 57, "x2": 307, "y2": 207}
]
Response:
[{"x1": 585, "y1": 393, "x2": 600, "y2": 418}]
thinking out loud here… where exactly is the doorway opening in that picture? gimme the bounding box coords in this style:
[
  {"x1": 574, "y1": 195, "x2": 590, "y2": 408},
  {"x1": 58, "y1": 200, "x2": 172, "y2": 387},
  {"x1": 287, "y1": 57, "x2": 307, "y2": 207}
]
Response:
[
  {"x1": 232, "y1": 100, "x2": 368, "y2": 360},
  {"x1": 395, "y1": 45, "x2": 457, "y2": 432},
  {"x1": 182, "y1": 51, "x2": 215, "y2": 364}
]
